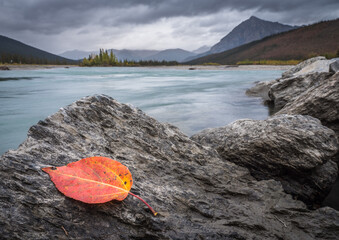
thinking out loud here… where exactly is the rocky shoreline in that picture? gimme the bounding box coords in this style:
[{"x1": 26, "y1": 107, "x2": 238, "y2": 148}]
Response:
[
  {"x1": 246, "y1": 56, "x2": 339, "y2": 208},
  {"x1": 0, "y1": 64, "x2": 77, "y2": 70},
  {"x1": 247, "y1": 56, "x2": 339, "y2": 138},
  {"x1": 0, "y1": 59, "x2": 338, "y2": 239}
]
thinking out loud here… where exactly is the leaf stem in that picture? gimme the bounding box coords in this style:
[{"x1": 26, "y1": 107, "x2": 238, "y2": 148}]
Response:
[{"x1": 128, "y1": 192, "x2": 157, "y2": 216}]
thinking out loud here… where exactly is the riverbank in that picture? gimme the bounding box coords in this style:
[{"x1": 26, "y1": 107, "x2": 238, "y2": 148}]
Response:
[
  {"x1": 0, "y1": 63, "x2": 292, "y2": 71},
  {"x1": 148, "y1": 64, "x2": 292, "y2": 71},
  {"x1": 0, "y1": 64, "x2": 78, "y2": 70}
]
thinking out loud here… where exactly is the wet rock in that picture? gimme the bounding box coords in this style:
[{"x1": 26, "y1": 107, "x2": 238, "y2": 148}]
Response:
[
  {"x1": 330, "y1": 60, "x2": 339, "y2": 73},
  {"x1": 268, "y1": 72, "x2": 332, "y2": 112},
  {"x1": 0, "y1": 95, "x2": 338, "y2": 239},
  {"x1": 0, "y1": 66, "x2": 10, "y2": 70},
  {"x1": 191, "y1": 114, "x2": 338, "y2": 205}
]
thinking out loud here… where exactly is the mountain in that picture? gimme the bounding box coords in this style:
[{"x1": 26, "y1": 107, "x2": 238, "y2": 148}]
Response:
[
  {"x1": 0, "y1": 35, "x2": 76, "y2": 64},
  {"x1": 185, "y1": 16, "x2": 297, "y2": 62},
  {"x1": 60, "y1": 48, "x2": 196, "y2": 62},
  {"x1": 192, "y1": 45, "x2": 210, "y2": 54},
  {"x1": 113, "y1": 49, "x2": 159, "y2": 61},
  {"x1": 209, "y1": 16, "x2": 296, "y2": 54},
  {"x1": 59, "y1": 50, "x2": 95, "y2": 60},
  {"x1": 144, "y1": 48, "x2": 196, "y2": 62},
  {"x1": 186, "y1": 19, "x2": 339, "y2": 65},
  {"x1": 59, "y1": 49, "x2": 160, "y2": 61}
]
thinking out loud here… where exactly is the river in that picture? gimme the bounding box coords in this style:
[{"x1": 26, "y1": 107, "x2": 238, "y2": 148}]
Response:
[{"x1": 0, "y1": 66, "x2": 283, "y2": 154}]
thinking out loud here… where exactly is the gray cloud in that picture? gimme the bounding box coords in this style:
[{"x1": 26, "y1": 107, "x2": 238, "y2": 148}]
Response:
[{"x1": 0, "y1": 0, "x2": 338, "y2": 53}]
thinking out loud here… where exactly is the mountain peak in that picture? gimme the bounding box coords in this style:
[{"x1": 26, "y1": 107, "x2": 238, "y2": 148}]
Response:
[
  {"x1": 186, "y1": 18, "x2": 339, "y2": 65},
  {"x1": 249, "y1": 16, "x2": 260, "y2": 20},
  {"x1": 208, "y1": 17, "x2": 296, "y2": 54}
]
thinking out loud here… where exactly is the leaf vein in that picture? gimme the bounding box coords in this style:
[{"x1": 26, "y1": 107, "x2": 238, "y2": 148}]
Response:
[{"x1": 51, "y1": 172, "x2": 129, "y2": 193}]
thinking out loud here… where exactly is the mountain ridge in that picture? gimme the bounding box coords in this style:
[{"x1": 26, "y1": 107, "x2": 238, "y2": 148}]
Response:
[
  {"x1": 186, "y1": 19, "x2": 339, "y2": 65},
  {"x1": 143, "y1": 48, "x2": 196, "y2": 62},
  {"x1": 209, "y1": 16, "x2": 297, "y2": 54},
  {"x1": 0, "y1": 35, "x2": 76, "y2": 64},
  {"x1": 60, "y1": 48, "x2": 198, "y2": 62},
  {"x1": 184, "y1": 16, "x2": 297, "y2": 62}
]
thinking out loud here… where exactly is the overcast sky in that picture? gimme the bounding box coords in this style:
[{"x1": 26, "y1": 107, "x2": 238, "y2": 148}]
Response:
[{"x1": 0, "y1": 0, "x2": 338, "y2": 54}]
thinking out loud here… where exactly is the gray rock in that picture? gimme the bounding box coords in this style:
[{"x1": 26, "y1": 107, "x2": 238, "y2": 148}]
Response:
[
  {"x1": 247, "y1": 57, "x2": 337, "y2": 114},
  {"x1": 330, "y1": 60, "x2": 339, "y2": 73},
  {"x1": 1, "y1": 95, "x2": 339, "y2": 239},
  {"x1": 245, "y1": 79, "x2": 278, "y2": 102},
  {"x1": 292, "y1": 58, "x2": 338, "y2": 77},
  {"x1": 268, "y1": 72, "x2": 332, "y2": 112},
  {"x1": 0, "y1": 66, "x2": 10, "y2": 70},
  {"x1": 282, "y1": 56, "x2": 326, "y2": 78},
  {"x1": 191, "y1": 114, "x2": 338, "y2": 205},
  {"x1": 277, "y1": 73, "x2": 339, "y2": 135}
]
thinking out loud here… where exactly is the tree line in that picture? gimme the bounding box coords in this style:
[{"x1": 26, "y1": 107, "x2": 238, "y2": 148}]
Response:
[
  {"x1": 1, "y1": 49, "x2": 180, "y2": 66},
  {"x1": 81, "y1": 49, "x2": 179, "y2": 66},
  {"x1": 0, "y1": 53, "x2": 76, "y2": 65}
]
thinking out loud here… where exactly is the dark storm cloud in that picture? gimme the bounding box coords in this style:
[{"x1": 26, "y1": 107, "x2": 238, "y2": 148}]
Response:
[
  {"x1": 1, "y1": 0, "x2": 338, "y2": 34},
  {"x1": 0, "y1": 0, "x2": 338, "y2": 53}
]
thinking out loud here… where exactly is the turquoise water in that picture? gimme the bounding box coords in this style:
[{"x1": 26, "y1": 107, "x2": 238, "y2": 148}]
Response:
[{"x1": 0, "y1": 67, "x2": 282, "y2": 155}]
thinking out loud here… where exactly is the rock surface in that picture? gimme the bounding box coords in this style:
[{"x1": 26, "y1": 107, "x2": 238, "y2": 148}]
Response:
[
  {"x1": 292, "y1": 58, "x2": 338, "y2": 77},
  {"x1": 282, "y1": 56, "x2": 326, "y2": 78},
  {"x1": 268, "y1": 72, "x2": 332, "y2": 112},
  {"x1": 330, "y1": 60, "x2": 339, "y2": 73},
  {"x1": 245, "y1": 80, "x2": 278, "y2": 102},
  {"x1": 191, "y1": 114, "x2": 338, "y2": 205},
  {"x1": 247, "y1": 57, "x2": 338, "y2": 115},
  {"x1": 247, "y1": 59, "x2": 339, "y2": 211},
  {"x1": 0, "y1": 66, "x2": 10, "y2": 70},
  {"x1": 1, "y1": 95, "x2": 338, "y2": 239},
  {"x1": 277, "y1": 73, "x2": 339, "y2": 135}
]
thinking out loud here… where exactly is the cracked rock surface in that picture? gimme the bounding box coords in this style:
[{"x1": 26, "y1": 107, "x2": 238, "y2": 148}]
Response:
[
  {"x1": 1, "y1": 95, "x2": 338, "y2": 239},
  {"x1": 191, "y1": 114, "x2": 338, "y2": 205},
  {"x1": 268, "y1": 72, "x2": 332, "y2": 112},
  {"x1": 277, "y1": 73, "x2": 339, "y2": 136}
]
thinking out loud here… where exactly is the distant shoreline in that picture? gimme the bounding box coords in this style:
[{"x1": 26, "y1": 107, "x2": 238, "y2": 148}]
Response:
[
  {"x1": 146, "y1": 65, "x2": 292, "y2": 71},
  {"x1": 0, "y1": 64, "x2": 78, "y2": 70},
  {"x1": 1, "y1": 64, "x2": 292, "y2": 71}
]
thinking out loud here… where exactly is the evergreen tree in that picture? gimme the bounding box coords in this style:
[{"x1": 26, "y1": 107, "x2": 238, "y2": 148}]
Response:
[{"x1": 81, "y1": 48, "x2": 178, "y2": 67}]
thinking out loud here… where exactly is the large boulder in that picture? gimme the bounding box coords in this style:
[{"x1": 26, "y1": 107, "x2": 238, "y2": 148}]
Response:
[
  {"x1": 0, "y1": 66, "x2": 10, "y2": 70},
  {"x1": 1, "y1": 95, "x2": 338, "y2": 239},
  {"x1": 290, "y1": 58, "x2": 338, "y2": 77},
  {"x1": 247, "y1": 57, "x2": 337, "y2": 107},
  {"x1": 268, "y1": 72, "x2": 332, "y2": 112},
  {"x1": 277, "y1": 73, "x2": 339, "y2": 135},
  {"x1": 282, "y1": 56, "x2": 325, "y2": 78},
  {"x1": 281, "y1": 56, "x2": 334, "y2": 78},
  {"x1": 191, "y1": 114, "x2": 338, "y2": 205},
  {"x1": 329, "y1": 60, "x2": 339, "y2": 73}
]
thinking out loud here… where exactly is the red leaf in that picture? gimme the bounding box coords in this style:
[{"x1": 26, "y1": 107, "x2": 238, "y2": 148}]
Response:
[{"x1": 43, "y1": 156, "x2": 157, "y2": 215}]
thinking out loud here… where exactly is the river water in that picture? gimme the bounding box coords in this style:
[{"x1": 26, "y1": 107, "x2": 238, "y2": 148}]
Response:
[{"x1": 0, "y1": 67, "x2": 283, "y2": 155}]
